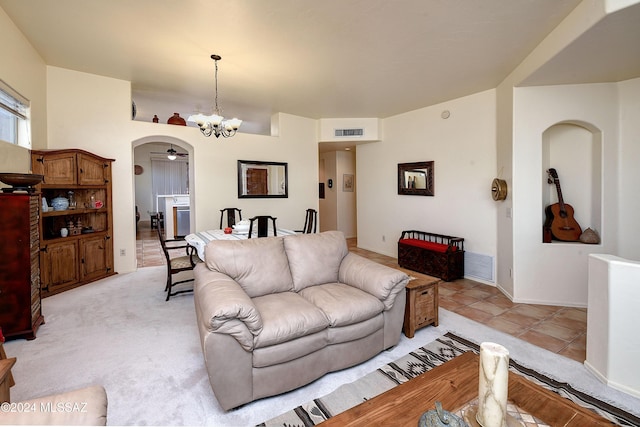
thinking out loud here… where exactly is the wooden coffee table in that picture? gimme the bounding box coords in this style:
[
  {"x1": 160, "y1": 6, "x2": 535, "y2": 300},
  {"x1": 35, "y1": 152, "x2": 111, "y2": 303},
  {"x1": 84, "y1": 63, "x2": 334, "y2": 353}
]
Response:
[{"x1": 321, "y1": 352, "x2": 612, "y2": 426}]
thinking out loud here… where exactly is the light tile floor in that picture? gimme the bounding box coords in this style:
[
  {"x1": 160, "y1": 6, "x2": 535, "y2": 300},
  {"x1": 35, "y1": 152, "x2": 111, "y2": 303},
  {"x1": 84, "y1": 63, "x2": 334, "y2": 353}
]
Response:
[
  {"x1": 135, "y1": 225, "x2": 587, "y2": 362},
  {"x1": 136, "y1": 222, "x2": 165, "y2": 267},
  {"x1": 346, "y1": 238, "x2": 586, "y2": 363}
]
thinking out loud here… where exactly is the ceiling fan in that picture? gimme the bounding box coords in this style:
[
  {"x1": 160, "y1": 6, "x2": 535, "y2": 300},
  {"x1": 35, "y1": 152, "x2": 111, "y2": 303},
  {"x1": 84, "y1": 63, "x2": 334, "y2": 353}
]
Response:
[{"x1": 150, "y1": 144, "x2": 188, "y2": 160}]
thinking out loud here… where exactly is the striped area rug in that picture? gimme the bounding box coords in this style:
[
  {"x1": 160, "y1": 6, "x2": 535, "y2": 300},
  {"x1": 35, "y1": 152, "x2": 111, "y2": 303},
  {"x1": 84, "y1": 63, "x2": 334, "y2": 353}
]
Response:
[{"x1": 258, "y1": 332, "x2": 640, "y2": 427}]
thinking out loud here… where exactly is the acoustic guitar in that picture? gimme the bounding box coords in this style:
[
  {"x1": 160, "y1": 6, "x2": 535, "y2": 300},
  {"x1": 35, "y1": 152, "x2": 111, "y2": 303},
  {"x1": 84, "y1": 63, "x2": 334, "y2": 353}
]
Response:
[{"x1": 544, "y1": 168, "x2": 582, "y2": 241}]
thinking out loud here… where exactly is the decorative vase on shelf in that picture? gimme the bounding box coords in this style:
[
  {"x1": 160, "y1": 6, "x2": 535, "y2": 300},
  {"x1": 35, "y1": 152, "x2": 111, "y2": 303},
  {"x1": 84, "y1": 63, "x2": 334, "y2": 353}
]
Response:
[
  {"x1": 167, "y1": 113, "x2": 186, "y2": 126},
  {"x1": 51, "y1": 196, "x2": 69, "y2": 211}
]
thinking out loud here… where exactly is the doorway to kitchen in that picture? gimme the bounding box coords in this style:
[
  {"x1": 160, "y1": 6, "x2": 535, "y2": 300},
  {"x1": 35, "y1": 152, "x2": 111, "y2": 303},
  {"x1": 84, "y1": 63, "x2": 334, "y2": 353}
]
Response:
[{"x1": 132, "y1": 137, "x2": 194, "y2": 268}]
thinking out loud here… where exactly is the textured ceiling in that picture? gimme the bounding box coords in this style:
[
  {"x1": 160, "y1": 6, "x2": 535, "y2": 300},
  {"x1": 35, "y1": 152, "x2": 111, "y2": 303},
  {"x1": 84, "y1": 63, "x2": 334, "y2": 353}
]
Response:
[{"x1": 1, "y1": 0, "x2": 638, "y2": 139}]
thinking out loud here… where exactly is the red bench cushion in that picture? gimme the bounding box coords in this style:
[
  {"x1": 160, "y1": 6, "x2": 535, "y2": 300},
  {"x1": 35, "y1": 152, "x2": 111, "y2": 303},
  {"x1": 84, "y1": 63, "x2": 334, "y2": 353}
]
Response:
[{"x1": 399, "y1": 238, "x2": 456, "y2": 253}]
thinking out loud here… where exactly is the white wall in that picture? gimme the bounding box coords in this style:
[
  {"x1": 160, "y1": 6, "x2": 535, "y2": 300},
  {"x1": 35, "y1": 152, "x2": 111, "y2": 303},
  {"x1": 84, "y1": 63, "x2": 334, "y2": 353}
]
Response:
[
  {"x1": 618, "y1": 78, "x2": 640, "y2": 260},
  {"x1": 357, "y1": 90, "x2": 497, "y2": 266},
  {"x1": 495, "y1": 82, "x2": 516, "y2": 296},
  {"x1": 0, "y1": 6, "x2": 46, "y2": 177},
  {"x1": 45, "y1": 66, "x2": 138, "y2": 274},
  {"x1": 336, "y1": 150, "x2": 356, "y2": 238},
  {"x1": 512, "y1": 83, "x2": 619, "y2": 306},
  {"x1": 494, "y1": 0, "x2": 615, "y2": 299},
  {"x1": 45, "y1": 66, "x2": 318, "y2": 275},
  {"x1": 319, "y1": 118, "x2": 380, "y2": 142},
  {"x1": 319, "y1": 153, "x2": 337, "y2": 231},
  {"x1": 586, "y1": 254, "x2": 640, "y2": 398}
]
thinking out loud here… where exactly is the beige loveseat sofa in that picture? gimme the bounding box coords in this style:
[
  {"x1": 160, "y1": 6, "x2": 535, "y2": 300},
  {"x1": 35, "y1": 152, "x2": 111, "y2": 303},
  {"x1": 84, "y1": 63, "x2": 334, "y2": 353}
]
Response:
[{"x1": 193, "y1": 230, "x2": 409, "y2": 410}]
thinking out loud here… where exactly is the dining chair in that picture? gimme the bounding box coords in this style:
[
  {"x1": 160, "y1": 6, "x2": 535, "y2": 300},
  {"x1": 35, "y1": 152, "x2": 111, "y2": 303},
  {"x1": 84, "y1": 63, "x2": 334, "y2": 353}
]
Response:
[
  {"x1": 157, "y1": 225, "x2": 200, "y2": 301},
  {"x1": 295, "y1": 208, "x2": 318, "y2": 234},
  {"x1": 220, "y1": 208, "x2": 242, "y2": 229},
  {"x1": 248, "y1": 216, "x2": 277, "y2": 238}
]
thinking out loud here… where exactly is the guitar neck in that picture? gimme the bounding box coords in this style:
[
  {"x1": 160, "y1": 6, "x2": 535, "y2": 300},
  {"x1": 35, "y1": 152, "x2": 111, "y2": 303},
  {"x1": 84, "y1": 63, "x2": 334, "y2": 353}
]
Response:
[{"x1": 554, "y1": 180, "x2": 567, "y2": 213}]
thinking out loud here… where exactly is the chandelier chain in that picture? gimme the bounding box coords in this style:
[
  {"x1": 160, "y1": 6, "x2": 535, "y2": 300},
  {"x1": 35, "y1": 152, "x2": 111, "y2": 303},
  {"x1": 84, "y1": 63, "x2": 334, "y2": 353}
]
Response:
[{"x1": 214, "y1": 58, "x2": 220, "y2": 115}]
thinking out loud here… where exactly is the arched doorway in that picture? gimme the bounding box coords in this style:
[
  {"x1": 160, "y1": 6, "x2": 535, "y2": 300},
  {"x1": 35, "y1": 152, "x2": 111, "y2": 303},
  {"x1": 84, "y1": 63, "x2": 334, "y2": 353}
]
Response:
[{"x1": 132, "y1": 136, "x2": 194, "y2": 267}]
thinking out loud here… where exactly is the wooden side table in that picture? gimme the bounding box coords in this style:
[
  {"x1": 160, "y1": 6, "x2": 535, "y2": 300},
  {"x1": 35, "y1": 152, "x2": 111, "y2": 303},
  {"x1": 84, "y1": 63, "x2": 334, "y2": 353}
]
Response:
[
  {"x1": 0, "y1": 343, "x2": 16, "y2": 403},
  {"x1": 403, "y1": 278, "x2": 440, "y2": 338}
]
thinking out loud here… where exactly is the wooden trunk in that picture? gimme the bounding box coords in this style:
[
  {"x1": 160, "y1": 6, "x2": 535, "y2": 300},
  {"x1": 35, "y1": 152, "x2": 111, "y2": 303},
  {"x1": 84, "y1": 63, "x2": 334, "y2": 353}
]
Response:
[{"x1": 398, "y1": 230, "x2": 464, "y2": 281}]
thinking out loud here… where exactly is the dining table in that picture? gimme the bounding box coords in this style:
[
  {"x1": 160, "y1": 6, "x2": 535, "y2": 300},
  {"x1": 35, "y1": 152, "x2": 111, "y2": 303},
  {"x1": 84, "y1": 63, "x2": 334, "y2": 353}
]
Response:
[{"x1": 185, "y1": 228, "x2": 297, "y2": 260}]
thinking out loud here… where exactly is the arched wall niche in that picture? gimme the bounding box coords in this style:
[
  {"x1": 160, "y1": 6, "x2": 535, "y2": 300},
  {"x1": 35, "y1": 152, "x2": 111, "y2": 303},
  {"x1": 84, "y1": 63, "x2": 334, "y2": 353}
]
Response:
[{"x1": 541, "y1": 121, "x2": 602, "y2": 243}]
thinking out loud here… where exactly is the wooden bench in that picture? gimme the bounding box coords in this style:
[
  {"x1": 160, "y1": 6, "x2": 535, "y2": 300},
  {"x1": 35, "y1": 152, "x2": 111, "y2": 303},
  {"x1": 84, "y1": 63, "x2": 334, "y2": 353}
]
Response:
[{"x1": 398, "y1": 230, "x2": 464, "y2": 281}]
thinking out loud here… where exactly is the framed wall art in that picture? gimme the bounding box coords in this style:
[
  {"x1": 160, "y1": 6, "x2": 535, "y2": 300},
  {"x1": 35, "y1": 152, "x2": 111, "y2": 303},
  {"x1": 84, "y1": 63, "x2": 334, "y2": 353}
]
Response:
[{"x1": 343, "y1": 174, "x2": 354, "y2": 192}]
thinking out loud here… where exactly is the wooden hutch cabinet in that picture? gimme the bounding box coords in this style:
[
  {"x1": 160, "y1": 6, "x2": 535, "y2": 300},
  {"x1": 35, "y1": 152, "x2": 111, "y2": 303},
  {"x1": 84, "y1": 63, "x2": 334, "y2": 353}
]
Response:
[
  {"x1": 0, "y1": 193, "x2": 44, "y2": 340},
  {"x1": 31, "y1": 149, "x2": 115, "y2": 297}
]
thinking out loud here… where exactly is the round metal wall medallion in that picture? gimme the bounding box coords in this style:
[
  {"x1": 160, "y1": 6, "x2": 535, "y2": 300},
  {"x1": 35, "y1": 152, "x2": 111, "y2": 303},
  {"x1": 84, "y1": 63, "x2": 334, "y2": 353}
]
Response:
[{"x1": 491, "y1": 178, "x2": 507, "y2": 201}]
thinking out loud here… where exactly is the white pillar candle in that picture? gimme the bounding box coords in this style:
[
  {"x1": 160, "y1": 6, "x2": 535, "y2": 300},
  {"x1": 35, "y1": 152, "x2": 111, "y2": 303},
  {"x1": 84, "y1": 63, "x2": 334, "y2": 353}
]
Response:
[{"x1": 477, "y1": 342, "x2": 510, "y2": 427}]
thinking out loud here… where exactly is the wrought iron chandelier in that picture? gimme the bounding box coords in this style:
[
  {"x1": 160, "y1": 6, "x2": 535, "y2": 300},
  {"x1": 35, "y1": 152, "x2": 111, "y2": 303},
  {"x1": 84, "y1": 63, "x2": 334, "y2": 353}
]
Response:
[{"x1": 188, "y1": 54, "x2": 242, "y2": 138}]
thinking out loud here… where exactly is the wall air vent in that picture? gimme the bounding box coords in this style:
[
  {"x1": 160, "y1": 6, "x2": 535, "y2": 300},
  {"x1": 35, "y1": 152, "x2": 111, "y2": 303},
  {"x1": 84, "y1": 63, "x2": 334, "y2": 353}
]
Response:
[
  {"x1": 464, "y1": 252, "x2": 495, "y2": 283},
  {"x1": 334, "y1": 128, "x2": 364, "y2": 137}
]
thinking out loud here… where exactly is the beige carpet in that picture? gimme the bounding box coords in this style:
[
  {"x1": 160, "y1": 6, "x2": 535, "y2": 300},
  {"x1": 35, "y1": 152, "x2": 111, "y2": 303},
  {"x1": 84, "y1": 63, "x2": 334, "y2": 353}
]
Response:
[{"x1": 4, "y1": 266, "x2": 640, "y2": 426}]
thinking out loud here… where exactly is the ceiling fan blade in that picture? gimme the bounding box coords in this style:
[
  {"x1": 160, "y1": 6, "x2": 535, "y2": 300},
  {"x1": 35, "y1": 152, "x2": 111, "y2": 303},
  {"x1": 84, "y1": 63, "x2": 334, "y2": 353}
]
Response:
[{"x1": 150, "y1": 151, "x2": 188, "y2": 156}]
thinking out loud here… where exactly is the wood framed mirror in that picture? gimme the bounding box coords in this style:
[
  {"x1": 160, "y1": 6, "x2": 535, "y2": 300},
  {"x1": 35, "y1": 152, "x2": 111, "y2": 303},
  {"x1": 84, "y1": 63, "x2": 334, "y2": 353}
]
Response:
[
  {"x1": 237, "y1": 160, "x2": 288, "y2": 198},
  {"x1": 397, "y1": 161, "x2": 434, "y2": 196}
]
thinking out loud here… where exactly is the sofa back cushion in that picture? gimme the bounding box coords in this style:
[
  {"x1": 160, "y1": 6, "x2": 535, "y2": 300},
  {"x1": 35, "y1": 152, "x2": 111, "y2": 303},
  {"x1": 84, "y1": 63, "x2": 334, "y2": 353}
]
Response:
[
  {"x1": 205, "y1": 236, "x2": 294, "y2": 298},
  {"x1": 283, "y1": 230, "x2": 349, "y2": 291}
]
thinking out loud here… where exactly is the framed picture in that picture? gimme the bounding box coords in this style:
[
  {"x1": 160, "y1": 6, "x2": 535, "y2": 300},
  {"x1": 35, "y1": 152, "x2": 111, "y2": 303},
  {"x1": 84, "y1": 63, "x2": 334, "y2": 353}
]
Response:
[{"x1": 343, "y1": 174, "x2": 354, "y2": 192}]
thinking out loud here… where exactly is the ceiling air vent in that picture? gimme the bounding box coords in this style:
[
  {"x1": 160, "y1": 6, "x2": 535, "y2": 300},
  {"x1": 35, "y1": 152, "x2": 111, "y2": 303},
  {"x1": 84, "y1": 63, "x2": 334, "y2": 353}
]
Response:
[{"x1": 334, "y1": 128, "x2": 364, "y2": 137}]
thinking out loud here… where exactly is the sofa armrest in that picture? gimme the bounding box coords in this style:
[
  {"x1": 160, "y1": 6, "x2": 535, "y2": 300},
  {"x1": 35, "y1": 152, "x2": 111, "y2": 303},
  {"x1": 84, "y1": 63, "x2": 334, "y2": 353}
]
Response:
[
  {"x1": 194, "y1": 264, "x2": 263, "y2": 351},
  {"x1": 0, "y1": 385, "x2": 107, "y2": 425},
  {"x1": 338, "y1": 252, "x2": 409, "y2": 310}
]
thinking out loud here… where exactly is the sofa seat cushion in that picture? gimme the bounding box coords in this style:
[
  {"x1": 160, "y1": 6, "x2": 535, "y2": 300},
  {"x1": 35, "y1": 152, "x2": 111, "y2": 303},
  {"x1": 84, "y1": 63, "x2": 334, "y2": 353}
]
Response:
[
  {"x1": 284, "y1": 230, "x2": 349, "y2": 291},
  {"x1": 253, "y1": 330, "x2": 328, "y2": 367},
  {"x1": 253, "y1": 292, "x2": 329, "y2": 348},
  {"x1": 327, "y1": 314, "x2": 383, "y2": 345},
  {"x1": 299, "y1": 283, "x2": 385, "y2": 327},
  {"x1": 205, "y1": 236, "x2": 294, "y2": 298}
]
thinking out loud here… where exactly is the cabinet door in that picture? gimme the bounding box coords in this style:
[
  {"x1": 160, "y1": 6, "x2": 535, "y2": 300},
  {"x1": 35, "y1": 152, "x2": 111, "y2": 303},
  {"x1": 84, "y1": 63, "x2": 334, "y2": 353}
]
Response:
[
  {"x1": 32, "y1": 152, "x2": 77, "y2": 185},
  {"x1": 0, "y1": 195, "x2": 32, "y2": 335},
  {"x1": 41, "y1": 240, "x2": 79, "y2": 292},
  {"x1": 0, "y1": 283, "x2": 30, "y2": 334},
  {"x1": 77, "y1": 154, "x2": 108, "y2": 186},
  {"x1": 80, "y1": 235, "x2": 109, "y2": 282}
]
